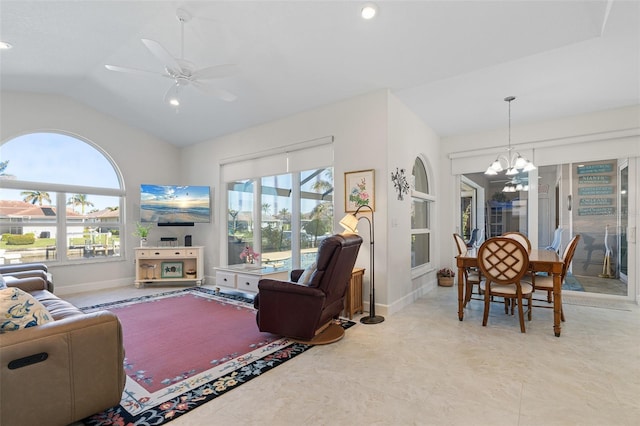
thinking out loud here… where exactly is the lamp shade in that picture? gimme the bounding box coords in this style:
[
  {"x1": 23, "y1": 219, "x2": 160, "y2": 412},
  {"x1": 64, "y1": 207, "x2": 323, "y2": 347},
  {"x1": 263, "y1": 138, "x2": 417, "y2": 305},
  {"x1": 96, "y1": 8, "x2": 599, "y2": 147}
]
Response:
[{"x1": 339, "y1": 213, "x2": 359, "y2": 234}]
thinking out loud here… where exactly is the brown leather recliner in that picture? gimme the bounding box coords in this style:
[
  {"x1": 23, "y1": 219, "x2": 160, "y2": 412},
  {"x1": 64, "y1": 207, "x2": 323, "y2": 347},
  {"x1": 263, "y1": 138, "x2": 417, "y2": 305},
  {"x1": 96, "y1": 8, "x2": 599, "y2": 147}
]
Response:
[{"x1": 254, "y1": 233, "x2": 363, "y2": 341}]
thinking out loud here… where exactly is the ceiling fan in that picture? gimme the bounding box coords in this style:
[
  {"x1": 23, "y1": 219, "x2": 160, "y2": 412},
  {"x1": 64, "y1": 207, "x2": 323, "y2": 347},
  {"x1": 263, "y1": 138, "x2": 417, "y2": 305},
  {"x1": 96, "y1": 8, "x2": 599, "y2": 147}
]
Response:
[{"x1": 105, "y1": 8, "x2": 237, "y2": 107}]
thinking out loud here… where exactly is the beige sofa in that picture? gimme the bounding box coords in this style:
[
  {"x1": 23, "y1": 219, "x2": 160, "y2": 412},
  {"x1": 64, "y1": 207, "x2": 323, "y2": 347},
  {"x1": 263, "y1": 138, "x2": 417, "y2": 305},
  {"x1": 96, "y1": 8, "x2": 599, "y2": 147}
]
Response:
[{"x1": 0, "y1": 269, "x2": 125, "y2": 426}]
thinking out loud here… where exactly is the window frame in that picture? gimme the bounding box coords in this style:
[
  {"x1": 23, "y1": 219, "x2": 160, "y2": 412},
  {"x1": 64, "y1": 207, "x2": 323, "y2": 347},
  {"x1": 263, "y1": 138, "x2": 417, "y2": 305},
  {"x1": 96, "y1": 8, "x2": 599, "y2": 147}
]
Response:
[
  {"x1": 224, "y1": 168, "x2": 334, "y2": 270},
  {"x1": 411, "y1": 156, "x2": 435, "y2": 274},
  {"x1": 0, "y1": 132, "x2": 126, "y2": 265}
]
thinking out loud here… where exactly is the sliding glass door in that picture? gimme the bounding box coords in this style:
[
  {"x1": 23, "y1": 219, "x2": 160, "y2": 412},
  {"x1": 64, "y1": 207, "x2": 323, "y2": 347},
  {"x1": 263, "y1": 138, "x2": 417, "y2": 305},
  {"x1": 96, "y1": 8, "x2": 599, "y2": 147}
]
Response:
[
  {"x1": 459, "y1": 156, "x2": 634, "y2": 298},
  {"x1": 618, "y1": 161, "x2": 629, "y2": 283}
]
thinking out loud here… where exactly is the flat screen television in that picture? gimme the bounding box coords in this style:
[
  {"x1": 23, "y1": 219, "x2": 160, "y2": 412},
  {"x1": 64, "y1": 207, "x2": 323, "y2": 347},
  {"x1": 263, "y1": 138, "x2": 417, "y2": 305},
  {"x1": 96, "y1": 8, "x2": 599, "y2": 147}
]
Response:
[{"x1": 140, "y1": 184, "x2": 211, "y2": 225}]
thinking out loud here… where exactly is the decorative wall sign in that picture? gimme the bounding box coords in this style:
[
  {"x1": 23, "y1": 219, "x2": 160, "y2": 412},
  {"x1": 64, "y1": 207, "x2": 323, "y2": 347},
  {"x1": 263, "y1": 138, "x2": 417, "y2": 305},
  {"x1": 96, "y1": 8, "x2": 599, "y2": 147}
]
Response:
[
  {"x1": 391, "y1": 167, "x2": 410, "y2": 200},
  {"x1": 578, "y1": 175, "x2": 611, "y2": 184},
  {"x1": 578, "y1": 207, "x2": 616, "y2": 216},
  {"x1": 344, "y1": 169, "x2": 375, "y2": 212},
  {"x1": 576, "y1": 161, "x2": 617, "y2": 217},
  {"x1": 579, "y1": 198, "x2": 614, "y2": 206},
  {"x1": 577, "y1": 163, "x2": 613, "y2": 174},
  {"x1": 578, "y1": 186, "x2": 614, "y2": 196}
]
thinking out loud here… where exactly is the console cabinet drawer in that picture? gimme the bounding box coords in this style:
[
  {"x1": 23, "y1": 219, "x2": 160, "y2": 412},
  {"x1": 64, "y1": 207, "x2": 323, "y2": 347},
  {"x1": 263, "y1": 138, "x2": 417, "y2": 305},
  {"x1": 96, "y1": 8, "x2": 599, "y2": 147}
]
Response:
[
  {"x1": 236, "y1": 273, "x2": 260, "y2": 293},
  {"x1": 138, "y1": 249, "x2": 185, "y2": 258},
  {"x1": 151, "y1": 249, "x2": 185, "y2": 257},
  {"x1": 216, "y1": 271, "x2": 237, "y2": 288}
]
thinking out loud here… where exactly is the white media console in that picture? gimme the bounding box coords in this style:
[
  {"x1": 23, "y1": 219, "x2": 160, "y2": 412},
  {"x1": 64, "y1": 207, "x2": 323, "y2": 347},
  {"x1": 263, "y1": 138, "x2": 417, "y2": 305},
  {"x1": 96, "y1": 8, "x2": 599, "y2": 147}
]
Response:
[{"x1": 134, "y1": 246, "x2": 204, "y2": 288}]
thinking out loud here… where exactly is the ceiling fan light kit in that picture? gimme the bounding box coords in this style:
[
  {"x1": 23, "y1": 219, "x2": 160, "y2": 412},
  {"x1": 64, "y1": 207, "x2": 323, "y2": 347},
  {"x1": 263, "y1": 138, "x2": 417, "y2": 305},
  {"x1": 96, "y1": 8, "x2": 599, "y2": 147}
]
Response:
[
  {"x1": 484, "y1": 96, "x2": 536, "y2": 179},
  {"x1": 104, "y1": 8, "x2": 238, "y2": 109}
]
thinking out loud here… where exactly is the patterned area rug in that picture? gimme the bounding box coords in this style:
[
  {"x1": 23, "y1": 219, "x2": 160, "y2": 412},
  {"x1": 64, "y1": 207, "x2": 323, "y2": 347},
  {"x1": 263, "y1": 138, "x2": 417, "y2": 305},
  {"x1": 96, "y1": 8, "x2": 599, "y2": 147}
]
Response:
[{"x1": 80, "y1": 287, "x2": 354, "y2": 425}]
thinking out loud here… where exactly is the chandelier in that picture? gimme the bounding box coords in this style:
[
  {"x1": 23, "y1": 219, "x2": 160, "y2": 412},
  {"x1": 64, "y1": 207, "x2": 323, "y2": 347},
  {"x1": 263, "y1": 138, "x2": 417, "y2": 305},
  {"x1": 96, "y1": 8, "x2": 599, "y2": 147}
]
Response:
[{"x1": 484, "y1": 96, "x2": 536, "y2": 177}]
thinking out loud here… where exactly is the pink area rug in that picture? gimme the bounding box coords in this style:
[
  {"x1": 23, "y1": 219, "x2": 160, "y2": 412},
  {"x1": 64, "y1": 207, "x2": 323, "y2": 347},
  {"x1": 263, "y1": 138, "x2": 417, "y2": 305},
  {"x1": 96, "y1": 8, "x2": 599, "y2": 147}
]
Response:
[
  {"x1": 80, "y1": 288, "x2": 353, "y2": 425},
  {"x1": 113, "y1": 291, "x2": 276, "y2": 393}
]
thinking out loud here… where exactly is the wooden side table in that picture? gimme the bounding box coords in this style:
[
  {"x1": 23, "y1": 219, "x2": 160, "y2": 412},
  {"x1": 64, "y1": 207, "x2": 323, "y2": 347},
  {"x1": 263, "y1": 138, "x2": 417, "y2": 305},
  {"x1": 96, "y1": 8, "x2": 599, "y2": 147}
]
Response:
[{"x1": 343, "y1": 267, "x2": 365, "y2": 319}]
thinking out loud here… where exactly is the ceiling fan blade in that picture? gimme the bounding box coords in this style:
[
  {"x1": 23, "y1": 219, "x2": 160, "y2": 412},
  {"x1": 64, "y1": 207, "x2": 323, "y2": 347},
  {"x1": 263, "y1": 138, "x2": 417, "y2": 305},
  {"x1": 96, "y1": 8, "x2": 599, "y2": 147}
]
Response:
[
  {"x1": 105, "y1": 64, "x2": 167, "y2": 77},
  {"x1": 192, "y1": 64, "x2": 238, "y2": 80},
  {"x1": 141, "y1": 38, "x2": 182, "y2": 73},
  {"x1": 192, "y1": 81, "x2": 237, "y2": 102}
]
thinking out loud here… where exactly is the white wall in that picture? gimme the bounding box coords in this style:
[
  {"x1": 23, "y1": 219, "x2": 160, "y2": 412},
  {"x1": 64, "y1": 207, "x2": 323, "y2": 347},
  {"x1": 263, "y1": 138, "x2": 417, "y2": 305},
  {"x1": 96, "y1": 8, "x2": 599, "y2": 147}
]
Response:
[
  {"x1": 181, "y1": 90, "x2": 392, "y2": 304},
  {"x1": 1, "y1": 92, "x2": 182, "y2": 294},
  {"x1": 387, "y1": 94, "x2": 441, "y2": 313},
  {"x1": 181, "y1": 90, "x2": 442, "y2": 315}
]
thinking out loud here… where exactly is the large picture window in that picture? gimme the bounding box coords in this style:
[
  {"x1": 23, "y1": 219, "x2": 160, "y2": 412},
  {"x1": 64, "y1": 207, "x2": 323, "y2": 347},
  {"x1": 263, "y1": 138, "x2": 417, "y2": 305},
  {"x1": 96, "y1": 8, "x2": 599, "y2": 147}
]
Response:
[
  {"x1": 0, "y1": 133, "x2": 124, "y2": 264},
  {"x1": 226, "y1": 168, "x2": 333, "y2": 270}
]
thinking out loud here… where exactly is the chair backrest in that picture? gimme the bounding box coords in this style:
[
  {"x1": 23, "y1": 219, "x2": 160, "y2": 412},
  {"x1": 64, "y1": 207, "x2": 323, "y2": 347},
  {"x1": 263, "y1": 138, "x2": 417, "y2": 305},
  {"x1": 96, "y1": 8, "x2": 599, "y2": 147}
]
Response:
[
  {"x1": 560, "y1": 234, "x2": 581, "y2": 279},
  {"x1": 453, "y1": 233, "x2": 467, "y2": 255},
  {"x1": 477, "y1": 237, "x2": 529, "y2": 286},
  {"x1": 546, "y1": 227, "x2": 564, "y2": 252},
  {"x1": 308, "y1": 233, "x2": 363, "y2": 304},
  {"x1": 502, "y1": 231, "x2": 532, "y2": 254}
]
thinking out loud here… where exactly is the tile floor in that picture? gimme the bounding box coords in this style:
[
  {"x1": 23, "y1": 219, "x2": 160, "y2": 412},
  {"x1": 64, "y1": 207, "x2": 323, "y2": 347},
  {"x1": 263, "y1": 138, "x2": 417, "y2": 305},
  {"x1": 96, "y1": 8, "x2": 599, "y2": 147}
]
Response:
[{"x1": 65, "y1": 284, "x2": 640, "y2": 426}]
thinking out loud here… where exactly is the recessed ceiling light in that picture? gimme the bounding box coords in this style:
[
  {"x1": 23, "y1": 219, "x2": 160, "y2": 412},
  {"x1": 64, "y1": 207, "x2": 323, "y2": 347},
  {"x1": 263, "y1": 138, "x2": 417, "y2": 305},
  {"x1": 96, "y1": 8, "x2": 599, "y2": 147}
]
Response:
[
  {"x1": 361, "y1": 3, "x2": 377, "y2": 20},
  {"x1": 0, "y1": 41, "x2": 13, "y2": 50}
]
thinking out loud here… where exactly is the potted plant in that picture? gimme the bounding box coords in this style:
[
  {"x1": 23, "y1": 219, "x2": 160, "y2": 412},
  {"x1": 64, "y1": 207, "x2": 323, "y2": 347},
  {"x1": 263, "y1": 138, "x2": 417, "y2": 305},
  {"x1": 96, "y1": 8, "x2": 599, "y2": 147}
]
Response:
[
  {"x1": 437, "y1": 267, "x2": 455, "y2": 287},
  {"x1": 133, "y1": 222, "x2": 152, "y2": 247}
]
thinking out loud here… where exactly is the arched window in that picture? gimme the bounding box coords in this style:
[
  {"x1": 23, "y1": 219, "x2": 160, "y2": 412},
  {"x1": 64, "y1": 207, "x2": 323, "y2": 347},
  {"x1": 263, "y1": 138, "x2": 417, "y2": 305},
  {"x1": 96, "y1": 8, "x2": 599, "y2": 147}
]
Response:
[
  {"x1": 0, "y1": 132, "x2": 124, "y2": 264},
  {"x1": 411, "y1": 156, "x2": 434, "y2": 269}
]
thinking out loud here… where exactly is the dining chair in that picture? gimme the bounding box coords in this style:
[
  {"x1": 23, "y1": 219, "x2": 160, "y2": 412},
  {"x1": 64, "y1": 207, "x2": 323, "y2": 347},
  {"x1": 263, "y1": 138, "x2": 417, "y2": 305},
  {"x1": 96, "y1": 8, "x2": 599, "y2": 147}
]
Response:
[
  {"x1": 545, "y1": 227, "x2": 564, "y2": 254},
  {"x1": 532, "y1": 234, "x2": 581, "y2": 322},
  {"x1": 502, "y1": 231, "x2": 535, "y2": 306},
  {"x1": 453, "y1": 233, "x2": 482, "y2": 307},
  {"x1": 502, "y1": 231, "x2": 531, "y2": 253},
  {"x1": 478, "y1": 237, "x2": 533, "y2": 333},
  {"x1": 466, "y1": 228, "x2": 479, "y2": 248}
]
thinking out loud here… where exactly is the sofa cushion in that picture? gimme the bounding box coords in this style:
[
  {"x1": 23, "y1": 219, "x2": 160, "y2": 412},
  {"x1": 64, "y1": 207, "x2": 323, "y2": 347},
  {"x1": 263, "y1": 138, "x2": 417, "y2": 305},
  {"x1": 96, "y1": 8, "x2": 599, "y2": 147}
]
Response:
[
  {"x1": 0, "y1": 274, "x2": 6, "y2": 289},
  {"x1": 0, "y1": 287, "x2": 53, "y2": 332},
  {"x1": 30, "y1": 290, "x2": 84, "y2": 320}
]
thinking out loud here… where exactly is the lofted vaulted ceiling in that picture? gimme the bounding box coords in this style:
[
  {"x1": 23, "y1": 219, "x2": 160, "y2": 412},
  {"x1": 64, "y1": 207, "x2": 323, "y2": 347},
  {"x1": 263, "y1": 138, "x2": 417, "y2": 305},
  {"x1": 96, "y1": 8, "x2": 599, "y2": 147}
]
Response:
[{"x1": 1, "y1": 1, "x2": 638, "y2": 147}]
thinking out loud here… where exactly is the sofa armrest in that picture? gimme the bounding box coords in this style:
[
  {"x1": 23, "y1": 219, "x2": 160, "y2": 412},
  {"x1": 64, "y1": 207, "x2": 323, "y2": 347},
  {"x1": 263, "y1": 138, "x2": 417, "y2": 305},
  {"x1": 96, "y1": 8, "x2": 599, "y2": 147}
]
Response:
[
  {"x1": 0, "y1": 263, "x2": 48, "y2": 275},
  {"x1": 0, "y1": 310, "x2": 126, "y2": 426},
  {"x1": 4, "y1": 275, "x2": 49, "y2": 292}
]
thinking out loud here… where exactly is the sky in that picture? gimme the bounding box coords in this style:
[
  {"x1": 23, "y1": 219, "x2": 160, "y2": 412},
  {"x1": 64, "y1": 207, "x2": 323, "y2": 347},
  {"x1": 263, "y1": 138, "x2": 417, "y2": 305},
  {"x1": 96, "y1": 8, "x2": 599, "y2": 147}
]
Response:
[{"x1": 1, "y1": 132, "x2": 120, "y2": 210}]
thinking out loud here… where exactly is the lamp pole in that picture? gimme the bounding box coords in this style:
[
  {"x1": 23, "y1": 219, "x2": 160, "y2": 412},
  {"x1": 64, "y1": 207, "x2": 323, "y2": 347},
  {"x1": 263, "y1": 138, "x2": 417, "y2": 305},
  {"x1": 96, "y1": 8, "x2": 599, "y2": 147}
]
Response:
[{"x1": 353, "y1": 205, "x2": 384, "y2": 324}]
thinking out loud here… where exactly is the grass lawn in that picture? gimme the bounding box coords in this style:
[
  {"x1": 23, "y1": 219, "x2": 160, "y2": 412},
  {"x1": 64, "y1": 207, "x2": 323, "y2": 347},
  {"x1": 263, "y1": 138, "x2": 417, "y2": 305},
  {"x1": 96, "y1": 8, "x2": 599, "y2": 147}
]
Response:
[{"x1": 0, "y1": 238, "x2": 56, "y2": 250}]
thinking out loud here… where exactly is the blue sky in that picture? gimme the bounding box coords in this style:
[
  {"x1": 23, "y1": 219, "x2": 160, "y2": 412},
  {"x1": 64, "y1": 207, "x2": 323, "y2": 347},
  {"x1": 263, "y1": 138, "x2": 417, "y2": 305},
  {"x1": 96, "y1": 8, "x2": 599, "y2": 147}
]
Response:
[{"x1": 1, "y1": 133, "x2": 120, "y2": 210}]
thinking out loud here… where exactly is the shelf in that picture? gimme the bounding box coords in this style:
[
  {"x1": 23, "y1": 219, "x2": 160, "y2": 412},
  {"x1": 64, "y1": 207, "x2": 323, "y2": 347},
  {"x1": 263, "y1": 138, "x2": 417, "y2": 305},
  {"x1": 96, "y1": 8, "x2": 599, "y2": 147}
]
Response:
[{"x1": 134, "y1": 246, "x2": 204, "y2": 288}]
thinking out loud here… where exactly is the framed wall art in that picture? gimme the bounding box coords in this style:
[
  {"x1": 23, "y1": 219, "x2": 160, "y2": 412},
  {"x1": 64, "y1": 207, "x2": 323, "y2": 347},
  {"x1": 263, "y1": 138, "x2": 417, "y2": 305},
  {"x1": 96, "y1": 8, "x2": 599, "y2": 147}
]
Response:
[
  {"x1": 344, "y1": 169, "x2": 375, "y2": 212},
  {"x1": 161, "y1": 261, "x2": 183, "y2": 278}
]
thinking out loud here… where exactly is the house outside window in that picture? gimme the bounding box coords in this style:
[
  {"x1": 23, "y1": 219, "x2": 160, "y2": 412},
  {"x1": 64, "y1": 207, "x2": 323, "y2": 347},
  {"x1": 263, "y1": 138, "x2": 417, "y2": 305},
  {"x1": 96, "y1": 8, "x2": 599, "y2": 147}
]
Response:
[
  {"x1": 411, "y1": 156, "x2": 434, "y2": 269},
  {"x1": 0, "y1": 132, "x2": 124, "y2": 264}
]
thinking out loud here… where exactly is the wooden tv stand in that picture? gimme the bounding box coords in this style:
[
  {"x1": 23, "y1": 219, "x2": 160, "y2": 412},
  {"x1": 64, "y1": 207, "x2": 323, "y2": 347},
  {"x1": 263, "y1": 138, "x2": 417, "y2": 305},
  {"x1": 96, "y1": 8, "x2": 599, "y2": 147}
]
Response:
[{"x1": 134, "y1": 246, "x2": 204, "y2": 288}]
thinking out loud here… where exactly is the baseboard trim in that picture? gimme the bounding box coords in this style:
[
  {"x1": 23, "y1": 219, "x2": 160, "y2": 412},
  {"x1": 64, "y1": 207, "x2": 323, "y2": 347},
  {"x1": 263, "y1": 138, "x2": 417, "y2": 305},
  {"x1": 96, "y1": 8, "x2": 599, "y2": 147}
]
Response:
[{"x1": 54, "y1": 278, "x2": 133, "y2": 296}]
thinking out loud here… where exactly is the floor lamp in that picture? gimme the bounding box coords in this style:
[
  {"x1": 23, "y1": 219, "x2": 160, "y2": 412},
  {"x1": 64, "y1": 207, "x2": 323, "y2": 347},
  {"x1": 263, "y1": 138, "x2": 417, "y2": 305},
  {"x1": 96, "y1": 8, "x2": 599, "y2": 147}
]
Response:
[{"x1": 339, "y1": 205, "x2": 384, "y2": 324}]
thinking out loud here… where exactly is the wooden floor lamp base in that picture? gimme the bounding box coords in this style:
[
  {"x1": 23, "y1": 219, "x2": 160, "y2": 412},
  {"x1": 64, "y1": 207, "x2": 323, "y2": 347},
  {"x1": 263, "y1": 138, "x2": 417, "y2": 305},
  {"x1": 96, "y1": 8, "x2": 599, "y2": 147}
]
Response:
[{"x1": 292, "y1": 322, "x2": 345, "y2": 345}]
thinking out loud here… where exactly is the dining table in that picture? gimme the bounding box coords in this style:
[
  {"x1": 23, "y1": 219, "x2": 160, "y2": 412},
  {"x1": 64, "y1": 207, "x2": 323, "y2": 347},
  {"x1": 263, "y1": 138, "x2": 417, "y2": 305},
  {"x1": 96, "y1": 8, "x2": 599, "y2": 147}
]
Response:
[{"x1": 456, "y1": 247, "x2": 565, "y2": 337}]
